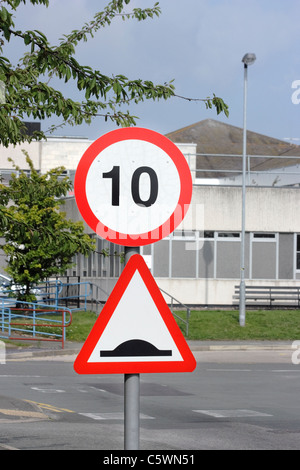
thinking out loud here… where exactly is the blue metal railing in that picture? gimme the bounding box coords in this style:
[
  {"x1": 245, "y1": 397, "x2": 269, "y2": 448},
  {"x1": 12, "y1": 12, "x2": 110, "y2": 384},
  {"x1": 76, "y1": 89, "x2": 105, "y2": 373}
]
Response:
[
  {"x1": 0, "y1": 299, "x2": 72, "y2": 348},
  {"x1": 37, "y1": 280, "x2": 93, "y2": 311},
  {"x1": 0, "y1": 278, "x2": 191, "y2": 342}
]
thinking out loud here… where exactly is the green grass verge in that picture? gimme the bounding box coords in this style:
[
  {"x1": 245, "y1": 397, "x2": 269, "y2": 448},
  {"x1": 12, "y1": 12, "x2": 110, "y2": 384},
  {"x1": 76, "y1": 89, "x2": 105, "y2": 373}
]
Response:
[
  {"x1": 67, "y1": 310, "x2": 100, "y2": 342},
  {"x1": 178, "y1": 309, "x2": 300, "y2": 341},
  {"x1": 65, "y1": 309, "x2": 300, "y2": 342}
]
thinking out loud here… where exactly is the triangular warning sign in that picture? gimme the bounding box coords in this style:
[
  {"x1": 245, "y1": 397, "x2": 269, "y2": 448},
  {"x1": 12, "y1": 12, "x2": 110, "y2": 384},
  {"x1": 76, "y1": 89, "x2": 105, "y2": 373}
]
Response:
[{"x1": 74, "y1": 254, "x2": 196, "y2": 374}]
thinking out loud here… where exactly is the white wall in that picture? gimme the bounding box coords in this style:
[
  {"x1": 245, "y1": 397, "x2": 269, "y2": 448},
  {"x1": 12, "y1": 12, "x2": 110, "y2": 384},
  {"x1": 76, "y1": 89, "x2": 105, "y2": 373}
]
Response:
[
  {"x1": 180, "y1": 185, "x2": 300, "y2": 233},
  {"x1": 0, "y1": 141, "x2": 41, "y2": 169},
  {"x1": 156, "y1": 278, "x2": 300, "y2": 307},
  {"x1": 0, "y1": 137, "x2": 195, "y2": 174},
  {"x1": 41, "y1": 137, "x2": 93, "y2": 171}
]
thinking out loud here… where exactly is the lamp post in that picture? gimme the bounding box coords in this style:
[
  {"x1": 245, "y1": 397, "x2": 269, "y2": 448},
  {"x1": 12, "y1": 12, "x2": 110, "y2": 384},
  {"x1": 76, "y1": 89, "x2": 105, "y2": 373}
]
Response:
[{"x1": 239, "y1": 53, "x2": 256, "y2": 327}]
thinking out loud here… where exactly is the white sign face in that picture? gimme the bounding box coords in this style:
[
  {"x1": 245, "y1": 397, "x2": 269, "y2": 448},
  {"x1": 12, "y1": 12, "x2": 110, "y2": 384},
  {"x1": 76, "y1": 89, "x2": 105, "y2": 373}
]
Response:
[
  {"x1": 74, "y1": 128, "x2": 192, "y2": 246},
  {"x1": 88, "y1": 269, "x2": 183, "y2": 363},
  {"x1": 73, "y1": 254, "x2": 197, "y2": 375},
  {"x1": 85, "y1": 139, "x2": 180, "y2": 235}
]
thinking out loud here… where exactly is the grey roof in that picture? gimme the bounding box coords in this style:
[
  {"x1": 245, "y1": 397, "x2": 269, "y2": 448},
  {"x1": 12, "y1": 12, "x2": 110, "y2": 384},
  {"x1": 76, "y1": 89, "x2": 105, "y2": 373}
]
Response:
[{"x1": 166, "y1": 119, "x2": 300, "y2": 177}]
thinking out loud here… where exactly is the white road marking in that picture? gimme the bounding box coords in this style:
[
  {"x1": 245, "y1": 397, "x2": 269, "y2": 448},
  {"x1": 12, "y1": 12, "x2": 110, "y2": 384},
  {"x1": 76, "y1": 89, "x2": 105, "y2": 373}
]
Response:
[
  {"x1": 79, "y1": 412, "x2": 155, "y2": 420},
  {"x1": 193, "y1": 409, "x2": 273, "y2": 418}
]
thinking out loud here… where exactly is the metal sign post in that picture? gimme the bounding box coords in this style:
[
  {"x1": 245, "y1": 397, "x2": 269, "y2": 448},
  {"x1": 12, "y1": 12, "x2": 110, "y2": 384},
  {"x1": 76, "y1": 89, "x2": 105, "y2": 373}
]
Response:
[
  {"x1": 124, "y1": 372, "x2": 140, "y2": 450},
  {"x1": 73, "y1": 127, "x2": 195, "y2": 451},
  {"x1": 124, "y1": 246, "x2": 140, "y2": 450}
]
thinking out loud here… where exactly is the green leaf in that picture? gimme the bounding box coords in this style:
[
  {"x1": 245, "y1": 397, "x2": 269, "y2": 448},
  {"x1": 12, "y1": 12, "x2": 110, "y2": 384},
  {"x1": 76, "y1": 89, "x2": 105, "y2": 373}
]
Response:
[{"x1": 0, "y1": 0, "x2": 229, "y2": 148}]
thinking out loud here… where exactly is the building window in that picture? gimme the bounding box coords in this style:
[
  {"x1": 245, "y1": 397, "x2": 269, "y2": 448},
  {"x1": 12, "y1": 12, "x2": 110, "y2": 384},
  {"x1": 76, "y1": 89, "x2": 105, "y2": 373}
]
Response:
[
  {"x1": 216, "y1": 232, "x2": 240, "y2": 239},
  {"x1": 253, "y1": 233, "x2": 276, "y2": 239},
  {"x1": 250, "y1": 233, "x2": 278, "y2": 280},
  {"x1": 297, "y1": 235, "x2": 300, "y2": 270},
  {"x1": 216, "y1": 232, "x2": 241, "y2": 278},
  {"x1": 204, "y1": 231, "x2": 214, "y2": 238},
  {"x1": 173, "y1": 230, "x2": 195, "y2": 240}
]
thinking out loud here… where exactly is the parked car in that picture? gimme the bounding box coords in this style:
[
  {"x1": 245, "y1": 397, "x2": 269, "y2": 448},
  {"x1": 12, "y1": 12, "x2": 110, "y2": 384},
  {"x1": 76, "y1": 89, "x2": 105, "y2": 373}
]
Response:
[
  {"x1": 0, "y1": 274, "x2": 12, "y2": 296},
  {"x1": 0, "y1": 273, "x2": 44, "y2": 303}
]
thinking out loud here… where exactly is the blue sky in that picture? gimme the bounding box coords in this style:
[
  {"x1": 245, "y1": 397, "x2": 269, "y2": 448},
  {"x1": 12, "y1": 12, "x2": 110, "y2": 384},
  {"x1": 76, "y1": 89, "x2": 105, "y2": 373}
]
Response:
[{"x1": 6, "y1": 0, "x2": 300, "y2": 144}]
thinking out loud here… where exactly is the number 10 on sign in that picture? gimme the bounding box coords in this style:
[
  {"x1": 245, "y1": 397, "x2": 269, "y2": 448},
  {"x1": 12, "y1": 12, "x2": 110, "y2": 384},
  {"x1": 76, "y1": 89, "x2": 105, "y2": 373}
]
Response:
[
  {"x1": 103, "y1": 165, "x2": 158, "y2": 208},
  {"x1": 74, "y1": 127, "x2": 192, "y2": 246}
]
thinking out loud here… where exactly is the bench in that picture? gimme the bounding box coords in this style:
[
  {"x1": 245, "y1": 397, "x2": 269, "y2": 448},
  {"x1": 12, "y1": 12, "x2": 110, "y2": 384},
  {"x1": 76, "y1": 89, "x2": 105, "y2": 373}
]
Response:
[{"x1": 233, "y1": 285, "x2": 300, "y2": 308}]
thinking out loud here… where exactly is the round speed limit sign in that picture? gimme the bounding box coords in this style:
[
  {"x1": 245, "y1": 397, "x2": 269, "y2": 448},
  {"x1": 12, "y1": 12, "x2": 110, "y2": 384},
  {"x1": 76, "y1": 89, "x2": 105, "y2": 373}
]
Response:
[{"x1": 74, "y1": 127, "x2": 192, "y2": 246}]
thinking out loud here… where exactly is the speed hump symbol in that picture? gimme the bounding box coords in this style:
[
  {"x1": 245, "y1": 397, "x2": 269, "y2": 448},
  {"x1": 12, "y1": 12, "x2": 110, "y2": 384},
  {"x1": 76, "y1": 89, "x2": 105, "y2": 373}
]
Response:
[{"x1": 74, "y1": 127, "x2": 192, "y2": 246}]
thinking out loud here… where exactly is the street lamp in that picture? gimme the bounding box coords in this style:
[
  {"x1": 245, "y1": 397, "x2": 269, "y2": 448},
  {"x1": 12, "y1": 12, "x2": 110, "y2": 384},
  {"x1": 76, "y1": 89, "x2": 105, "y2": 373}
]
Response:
[{"x1": 239, "y1": 53, "x2": 256, "y2": 327}]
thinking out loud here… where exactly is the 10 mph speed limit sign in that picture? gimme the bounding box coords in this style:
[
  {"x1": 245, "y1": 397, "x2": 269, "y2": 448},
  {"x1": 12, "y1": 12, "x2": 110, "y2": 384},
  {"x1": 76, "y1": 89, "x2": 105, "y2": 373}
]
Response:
[{"x1": 74, "y1": 127, "x2": 192, "y2": 246}]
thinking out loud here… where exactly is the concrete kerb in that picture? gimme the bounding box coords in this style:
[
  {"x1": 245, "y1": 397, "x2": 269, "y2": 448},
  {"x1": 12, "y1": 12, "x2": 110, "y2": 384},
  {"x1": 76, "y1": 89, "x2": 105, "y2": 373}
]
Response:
[
  {"x1": 3, "y1": 340, "x2": 293, "y2": 359},
  {"x1": 189, "y1": 340, "x2": 293, "y2": 352}
]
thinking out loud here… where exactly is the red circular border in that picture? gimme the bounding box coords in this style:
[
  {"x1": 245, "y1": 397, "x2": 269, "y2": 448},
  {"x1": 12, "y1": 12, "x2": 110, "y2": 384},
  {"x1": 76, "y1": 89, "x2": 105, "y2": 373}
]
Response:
[{"x1": 74, "y1": 128, "x2": 192, "y2": 246}]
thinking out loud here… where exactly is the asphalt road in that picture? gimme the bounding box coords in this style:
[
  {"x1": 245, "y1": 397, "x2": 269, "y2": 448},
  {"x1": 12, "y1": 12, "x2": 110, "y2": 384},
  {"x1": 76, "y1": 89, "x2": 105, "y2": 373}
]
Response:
[{"x1": 0, "y1": 343, "x2": 299, "y2": 451}]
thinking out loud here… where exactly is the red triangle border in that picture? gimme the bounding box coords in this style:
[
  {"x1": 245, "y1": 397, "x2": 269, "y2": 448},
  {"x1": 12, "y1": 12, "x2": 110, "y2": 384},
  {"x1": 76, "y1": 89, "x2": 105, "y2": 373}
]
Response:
[{"x1": 73, "y1": 254, "x2": 196, "y2": 374}]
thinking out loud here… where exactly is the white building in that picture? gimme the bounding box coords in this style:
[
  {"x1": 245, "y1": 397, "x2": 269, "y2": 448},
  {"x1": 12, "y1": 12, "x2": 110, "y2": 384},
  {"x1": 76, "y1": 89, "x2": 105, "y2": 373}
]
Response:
[{"x1": 2, "y1": 119, "x2": 300, "y2": 307}]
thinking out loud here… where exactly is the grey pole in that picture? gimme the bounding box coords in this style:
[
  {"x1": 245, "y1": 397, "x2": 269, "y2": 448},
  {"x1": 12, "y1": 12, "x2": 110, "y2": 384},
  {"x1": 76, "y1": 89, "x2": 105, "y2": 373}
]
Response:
[
  {"x1": 240, "y1": 53, "x2": 256, "y2": 327},
  {"x1": 124, "y1": 245, "x2": 140, "y2": 450},
  {"x1": 239, "y1": 62, "x2": 248, "y2": 327},
  {"x1": 124, "y1": 246, "x2": 140, "y2": 265},
  {"x1": 124, "y1": 372, "x2": 140, "y2": 450}
]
